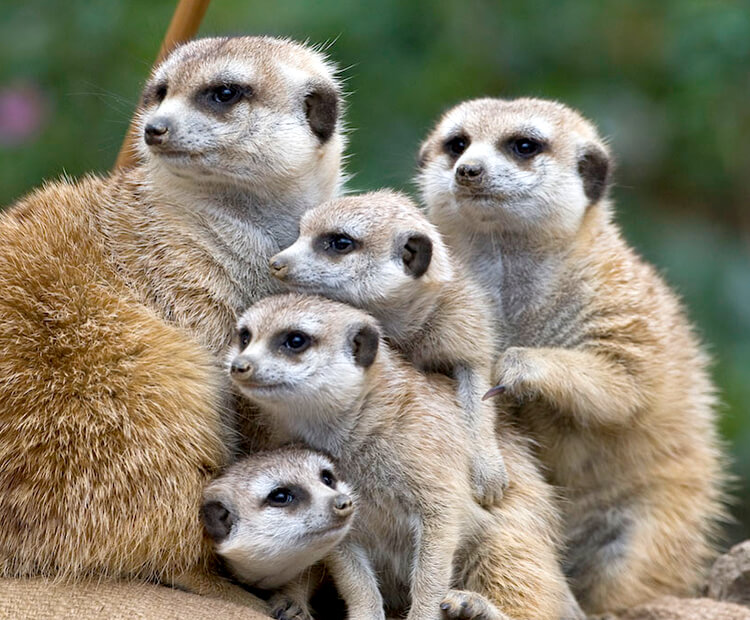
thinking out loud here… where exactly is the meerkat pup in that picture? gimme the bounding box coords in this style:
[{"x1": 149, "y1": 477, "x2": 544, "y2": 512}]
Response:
[
  {"x1": 203, "y1": 446, "x2": 353, "y2": 618},
  {"x1": 417, "y1": 97, "x2": 726, "y2": 614},
  {"x1": 0, "y1": 36, "x2": 344, "y2": 606},
  {"x1": 268, "y1": 190, "x2": 508, "y2": 507},
  {"x1": 227, "y1": 293, "x2": 581, "y2": 620}
]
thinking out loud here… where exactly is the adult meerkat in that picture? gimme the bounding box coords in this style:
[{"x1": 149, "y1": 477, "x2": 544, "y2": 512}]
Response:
[
  {"x1": 269, "y1": 190, "x2": 508, "y2": 507},
  {"x1": 417, "y1": 97, "x2": 725, "y2": 614},
  {"x1": 228, "y1": 293, "x2": 581, "y2": 620},
  {"x1": 0, "y1": 36, "x2": 344, "y2": 604},
  {"x1": 203, "y1": 446, "x2": 353, "y2": 618}
]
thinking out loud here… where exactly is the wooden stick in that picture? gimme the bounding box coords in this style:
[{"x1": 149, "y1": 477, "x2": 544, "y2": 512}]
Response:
[{"x1": 114, "y1": 0, "x2": 211, "y2": 170}]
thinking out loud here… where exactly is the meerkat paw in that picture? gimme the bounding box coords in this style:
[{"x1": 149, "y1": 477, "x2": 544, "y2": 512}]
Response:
[
  {"x1": 440, "y1": 589, "x2": 509, "y2": 620},
  {"x1": 471, "y1": 451, "x2": 509, "y2": 507},
  {"x1": 269, "y1": 592, "x2": 314, "y2": 620},
  {"x1": 484, "y1": 347, "x2": 542, "y2": 401}
]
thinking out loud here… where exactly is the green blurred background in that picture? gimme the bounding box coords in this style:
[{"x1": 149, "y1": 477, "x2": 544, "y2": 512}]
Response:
[{"x1": 1, "y1": 1, "x2": 748, "y2": 543}]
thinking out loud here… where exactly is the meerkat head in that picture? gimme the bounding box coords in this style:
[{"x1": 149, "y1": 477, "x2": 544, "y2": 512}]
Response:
[
  {"x1": 228, "y1": 293, "x2": 381, "y2": 419},
  {"x1": 267, "y1": 190, "x2": 454, "y2": 315},
  {"x1": 417, "y1": 98, "x2": 612, "y2": 237},
  {"x1": 137, "y1": 36, "x2": 344, "y2": 205},
  {"x1": 202, "y1": 446, "x2": 354, "y2": 589}
]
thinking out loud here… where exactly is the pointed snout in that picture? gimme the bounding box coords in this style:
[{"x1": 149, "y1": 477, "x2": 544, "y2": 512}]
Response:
[
  {"x1": 331, "y1": 493, "x2": 354, "y2": 519},
  {"x1": 455, "y1": 160, "x2": 486, "y2": 186},
  {"x1": 269, "y1": 255, "x2": 289, "y2": 280},
  {"x1": 144, "y1": 117, "x2": 171, "y2": 146},
  {"x1": 201, "y1": 499, "x2": 235, "y2": 543},
  {"x1": 230, "y1": 356, "x2": 255, "y2": 378}
]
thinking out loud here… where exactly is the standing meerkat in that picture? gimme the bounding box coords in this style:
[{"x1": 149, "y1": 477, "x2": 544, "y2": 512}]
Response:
[
  {"x1": 269, "y1": 189, "x2": 508, "y2": 506},
  {"x1": 228, "y1": 293, "x2": 582, "y2": 620},
  {"x1": 417, "y1": 96, "x2": 726, "y2": 614},
  {"x1": 0, "y1": 35, "x2": 344, "y2": 605}
]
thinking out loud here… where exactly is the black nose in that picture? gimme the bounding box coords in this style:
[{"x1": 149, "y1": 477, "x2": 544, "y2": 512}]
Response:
[
  {"x1": 201, "y1": 500, "x2": 235, "y2": 543},
  {"x1": 332, "y1": 493, "x2": 354, "y2": 518},
  {"x1": 144, "y1": 119, "x2": 170, "y2": 145},
  {"x1": 269, "y1": 256, "x2": 289, "y2": 279},
  {"x1": 455, "y1": 162, "x2": 485, "y2": 185},
  {"x1": 230, "y1": 357, "x2": 253, "y2": 376}
]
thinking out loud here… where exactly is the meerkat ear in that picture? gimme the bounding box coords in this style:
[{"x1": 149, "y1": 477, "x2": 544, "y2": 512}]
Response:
[
  {"x1": 577, "y1": 145, "x2": 611, "y2": 203},
  {"x1": 400, "y1": 233, "x2": 433, "y2": 279},
  {"x1": 304, "y1": 83, "x2": 339, "y2": 143},
  {"x1": 349, "y1": 323, "x2": 379, "y2": 368}
]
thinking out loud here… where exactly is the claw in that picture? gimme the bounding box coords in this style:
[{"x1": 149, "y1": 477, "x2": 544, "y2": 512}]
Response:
[{"x1": 482, "y1": 385, "x2": 506, "y2": 401}]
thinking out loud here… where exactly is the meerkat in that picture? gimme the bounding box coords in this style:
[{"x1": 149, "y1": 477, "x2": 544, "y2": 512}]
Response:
[
  {"x1": 227, "y1": 293, "x2": 582, "y2": 620},
  {"x1": 203, "y1": 446, "x2": 353, "y2": 618},
  {"x1": 417, "y1": 96, "x2": 726, "y2": 614},
  {"x1": 269, "y1": 189, "x2": 508, "y2": 507},
  {"x1": 0, "y1": 36, "x2": 344, "y2": 606},
  {"x1": 202, "y1": 446, "x2": 354, "y2": 588}
]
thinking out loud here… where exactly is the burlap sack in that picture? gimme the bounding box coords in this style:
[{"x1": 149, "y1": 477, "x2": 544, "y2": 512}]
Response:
[
  {"x1": 596, "y1": 596, "x2": 750, "y2": 620},
  {"x1": 0, "y1": 578, "x2": 272, "y2": 620}
]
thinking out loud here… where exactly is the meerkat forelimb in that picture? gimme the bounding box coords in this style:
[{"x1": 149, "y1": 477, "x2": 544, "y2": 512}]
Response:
[
  {"x1": 268, "y1": 190, "x2": 508, "y2": 507},
  {"x1": 227, "y1": 293, "x2": 580, "y2": 620},
  {"x1": 417, "y1": 96, "x2": 726, "y2": 614}
]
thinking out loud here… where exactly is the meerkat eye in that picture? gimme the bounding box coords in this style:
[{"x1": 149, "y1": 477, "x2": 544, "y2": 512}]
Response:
[
  {"x1": 210, "y1": 84, "x2": 243, "y2": 105},
  {"x1": 320, "y1": 469, "x2": 336, "y2": 488},
  {"x1": 444, "y1": 135, "x2": 470, "y2": 157},
  {"x1": 266, "y1": 487, "x2": 295, "y2": 507},
  {"x1": 238, "y1": 327, "x2": 252, "y2": 350},
  {"x1": 329, "y1": 234, "x2": 355, "y2": 254},
  {"x1": 509, "y1": 137, "x2": 543, "y2": 159},
  {"x1": 155, "y1": 83, "x2": 167, "y2": 103},
  {"x1": 282, "y1": 331, "x2": 311, "y2": 353}
]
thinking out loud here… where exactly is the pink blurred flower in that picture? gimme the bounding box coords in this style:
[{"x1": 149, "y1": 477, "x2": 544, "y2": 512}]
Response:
[{"x1": 0, "y1": 82, "x2": 49, "y2": 147}]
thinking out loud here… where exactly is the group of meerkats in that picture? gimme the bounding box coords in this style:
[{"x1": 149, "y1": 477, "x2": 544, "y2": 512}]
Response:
[{"x1": 0, "y1": 35, "x2": 728, "y2": 620}]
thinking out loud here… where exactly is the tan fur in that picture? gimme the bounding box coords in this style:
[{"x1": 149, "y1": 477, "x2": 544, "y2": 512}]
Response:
[
  {"x1": 229, "y1": 294, "x2": 579, "y2": 620},
  {"x1": 270, "y1": 190, "x2": 508, "y2": 506},
  {"x1": 418, "y1": 97, "x2": 726, "y2": 614},
  {"x1": 0, "y1": 35, "x2": 343, "y2": 601}
]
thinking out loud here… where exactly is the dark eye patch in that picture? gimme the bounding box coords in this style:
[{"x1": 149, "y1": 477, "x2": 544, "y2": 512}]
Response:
[
  {"x1": 315, "y1": 233, "x2": 360, "y2": 256},
  {"x1": 237, "y1": 327, "x2": 251, "y2": 350},
  {"x1": 143, "y1": 81, "x2": 168, "y2": 107},
  {"x1": 504, "y1": 134, "x2": 547, "y2": 159},
  {"x1": 199, "y1": 82, "x2": 252, "y2": 111},
  {"x1": 443, "y1": 134, "x2": 470, "y2": 158},
  {"x1": 321, "y1": 469, "x2": 336, "y2": 487},
  {"x1": 272, "y1": 330, "x2": 313, "y2": 355}
]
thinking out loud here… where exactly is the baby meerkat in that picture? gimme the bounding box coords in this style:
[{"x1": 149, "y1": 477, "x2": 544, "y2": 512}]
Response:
[
  {"x1": 0, "y1": 35, "x2": 344, "y2": 606},
  {"x1": 227, "y1": 293, "x2": 582, "y2": 620},
  {"x1": 203, "y1": 446, "x2": 354, "y2": 590},
  {"x1": 269, "y1": 190, "x2": 508, "y2": 507},
  {"x1": 203, "y1": 446, "x2": 353, "y2": 619},
  {"x1": 417, "y1": 97, "x2": 726, "y2": 614}
]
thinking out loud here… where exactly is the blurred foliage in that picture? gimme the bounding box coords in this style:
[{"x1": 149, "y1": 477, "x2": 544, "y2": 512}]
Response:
[{"x1": 1, "y1": 1, "x2": 749, "y2": 542}]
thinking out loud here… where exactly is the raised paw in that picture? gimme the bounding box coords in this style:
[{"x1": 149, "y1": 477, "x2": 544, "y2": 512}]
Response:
[
  {"x1": 485, "y1": 347, "x2": 541, "y2": 401},
  {"x1": 269, "y1": 593, "x2": 313, "y2": 620},
  {"x1": 440, "y1": 589, "x2": 508, "y2": 620}
]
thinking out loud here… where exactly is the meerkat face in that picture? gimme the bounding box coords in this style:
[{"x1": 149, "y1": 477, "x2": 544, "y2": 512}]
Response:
[
  {"x1": 228, "y1": 294, "x2": 380, "y2": 415},
  {"x1": 417, "y1": 98, "x2": 611, "y2": 236},
  {"x1": 267, "y1": 191, "x2": 453, "y2": 311},
  {"x1": 138, "y1": 36, "x2": 343, "y2": 201},
  {"x1": 202, "y1": 447, "x2": 354, "y2": 589}
]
